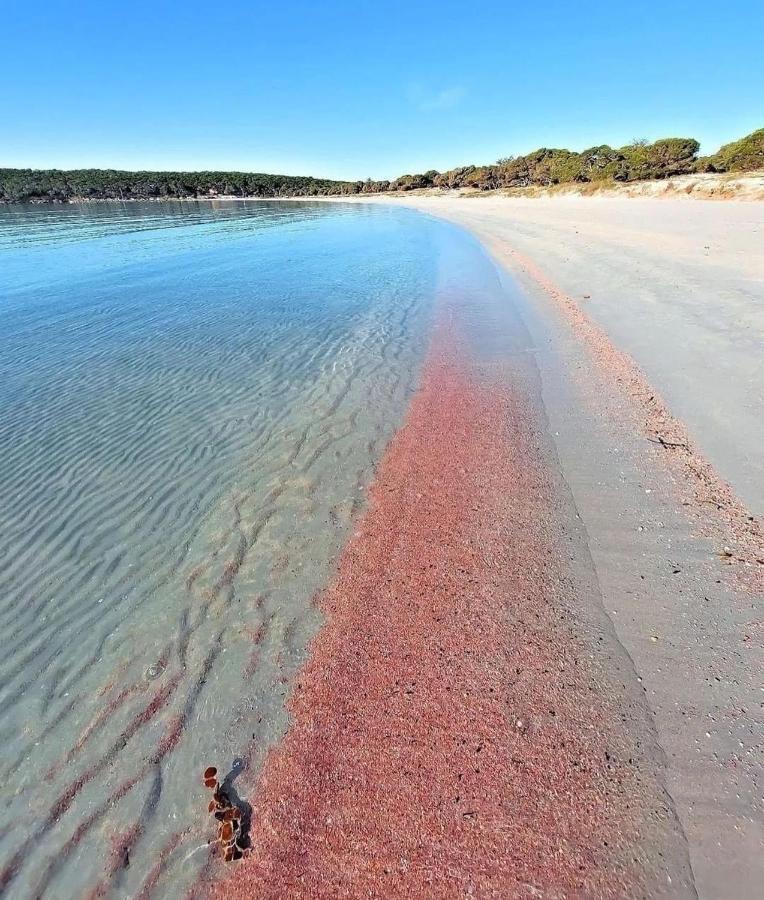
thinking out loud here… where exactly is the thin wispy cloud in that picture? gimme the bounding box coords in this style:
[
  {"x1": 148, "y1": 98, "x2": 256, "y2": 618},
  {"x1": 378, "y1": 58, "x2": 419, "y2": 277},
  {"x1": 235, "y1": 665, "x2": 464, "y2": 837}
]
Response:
[{"x1": 407, "y1": 84, "x2": 467, "y2": 112}]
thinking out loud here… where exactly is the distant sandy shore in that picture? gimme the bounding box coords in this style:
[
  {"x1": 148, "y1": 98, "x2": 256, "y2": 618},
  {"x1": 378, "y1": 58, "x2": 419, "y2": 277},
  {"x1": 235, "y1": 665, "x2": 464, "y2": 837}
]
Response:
[{"x1": 5, "y1": 167, "x2": 762, "y2": 205}]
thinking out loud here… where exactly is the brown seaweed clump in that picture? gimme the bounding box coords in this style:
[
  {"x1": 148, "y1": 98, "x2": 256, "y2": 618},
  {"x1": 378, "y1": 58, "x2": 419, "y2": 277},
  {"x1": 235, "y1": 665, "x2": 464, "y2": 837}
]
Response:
[{"x1": 203, "y1": 767, "x2": 247, "y2": 862}]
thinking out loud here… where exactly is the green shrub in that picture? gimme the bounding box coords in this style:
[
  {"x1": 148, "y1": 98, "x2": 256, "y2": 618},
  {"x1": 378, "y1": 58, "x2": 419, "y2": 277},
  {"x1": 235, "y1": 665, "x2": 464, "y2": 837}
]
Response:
[
  {"x1": 575, "y1": 146, "x2": 624, "y2": 182},
  {"x1": 701, "y1": 129, "x2": 764, "y2": 172},
  {"x1": 617, "y1": 138, "x2": 700, "y2": 180}
]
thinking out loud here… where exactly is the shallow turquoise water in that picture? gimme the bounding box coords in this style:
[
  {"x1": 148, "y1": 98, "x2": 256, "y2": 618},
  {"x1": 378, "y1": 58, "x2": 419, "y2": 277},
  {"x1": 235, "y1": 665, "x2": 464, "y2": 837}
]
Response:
[{"x1": 0, "y1": 200, "x2": 509, "y2": 897}]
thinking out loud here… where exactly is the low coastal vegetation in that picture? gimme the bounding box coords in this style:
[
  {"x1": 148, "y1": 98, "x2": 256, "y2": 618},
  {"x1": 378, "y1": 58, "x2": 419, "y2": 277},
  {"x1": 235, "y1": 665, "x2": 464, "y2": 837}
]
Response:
[
  {"x1": 1, "y1": 128, "x2": 761, "y2": 202},
  {"x1": 380, "y1": 128, "x2": 763, "y2": 193}
]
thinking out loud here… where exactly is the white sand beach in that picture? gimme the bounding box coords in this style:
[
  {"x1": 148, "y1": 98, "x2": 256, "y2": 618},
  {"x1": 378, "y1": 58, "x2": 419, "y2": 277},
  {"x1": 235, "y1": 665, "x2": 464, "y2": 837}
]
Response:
[{"x1": 374, "y1": 193, "x2": 764, "y2": 515}]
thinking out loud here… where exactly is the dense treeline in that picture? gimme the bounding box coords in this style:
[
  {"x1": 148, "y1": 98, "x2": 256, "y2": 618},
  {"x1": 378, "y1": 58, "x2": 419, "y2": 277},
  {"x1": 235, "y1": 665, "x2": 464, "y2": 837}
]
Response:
[
  {"x1": 0, "y1": 168, "x2": 357, "y2": 203},
  {"x1": 1, "y1": 128, "x2": 761, "y2": 203}
]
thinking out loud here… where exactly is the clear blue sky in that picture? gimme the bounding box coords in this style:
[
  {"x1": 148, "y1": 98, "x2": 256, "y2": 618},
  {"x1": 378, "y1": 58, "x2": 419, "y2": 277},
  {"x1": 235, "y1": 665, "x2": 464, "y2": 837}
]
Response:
[{"x1": 2, "y1": 0, "x2": 762, "y2": 180}]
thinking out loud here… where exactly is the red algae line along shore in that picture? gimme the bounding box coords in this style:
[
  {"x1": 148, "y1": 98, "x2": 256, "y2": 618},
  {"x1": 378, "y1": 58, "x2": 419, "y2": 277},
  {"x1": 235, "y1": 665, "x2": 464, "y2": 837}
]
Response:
[
  {"x1": 208, "y1": 299, "x2": 694, "y2": 898},
  {"x1": 377, "y1": 197, "x2": 764, "y2": 896}
]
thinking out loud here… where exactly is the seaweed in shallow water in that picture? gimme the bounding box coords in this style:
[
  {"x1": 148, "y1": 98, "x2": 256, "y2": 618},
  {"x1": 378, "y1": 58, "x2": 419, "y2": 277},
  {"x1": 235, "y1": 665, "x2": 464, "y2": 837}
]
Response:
[{"x1": 203, "y1": 767, "x2": 248, "y2": 862}]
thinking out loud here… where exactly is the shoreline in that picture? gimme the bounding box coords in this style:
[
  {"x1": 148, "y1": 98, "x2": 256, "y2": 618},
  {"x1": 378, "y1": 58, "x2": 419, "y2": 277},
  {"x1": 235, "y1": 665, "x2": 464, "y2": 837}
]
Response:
[
  {"x1": 206, "y1": 193, "x2": 763, "y2": 896},
  {"x1": 211, "y1": 289, "x2": 694, "y2": 898},
  {"x1": 4, "y1": 194, "x2": 760, "y2": 895}
]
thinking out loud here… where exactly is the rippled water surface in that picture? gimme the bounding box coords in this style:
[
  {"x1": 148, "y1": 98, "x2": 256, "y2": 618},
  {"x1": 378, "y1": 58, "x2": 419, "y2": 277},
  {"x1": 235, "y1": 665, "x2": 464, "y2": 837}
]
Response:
[{"x1": 0, "y1": 200, "x2": 502, "y2": 897}]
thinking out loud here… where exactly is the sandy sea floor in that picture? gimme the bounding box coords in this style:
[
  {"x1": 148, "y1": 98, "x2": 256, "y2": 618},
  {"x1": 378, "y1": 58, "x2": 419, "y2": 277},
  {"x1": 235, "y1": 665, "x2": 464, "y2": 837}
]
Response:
[{"x1": 0, "y1": 203, "x2": 444, "y2": 898}]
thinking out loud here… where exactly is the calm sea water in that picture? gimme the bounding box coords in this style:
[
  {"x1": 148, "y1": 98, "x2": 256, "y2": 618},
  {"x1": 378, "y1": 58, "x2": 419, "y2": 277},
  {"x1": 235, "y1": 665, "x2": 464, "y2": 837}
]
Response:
[{"x1": 0, "y1": 200, "x2": 507, "y2": 897}]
